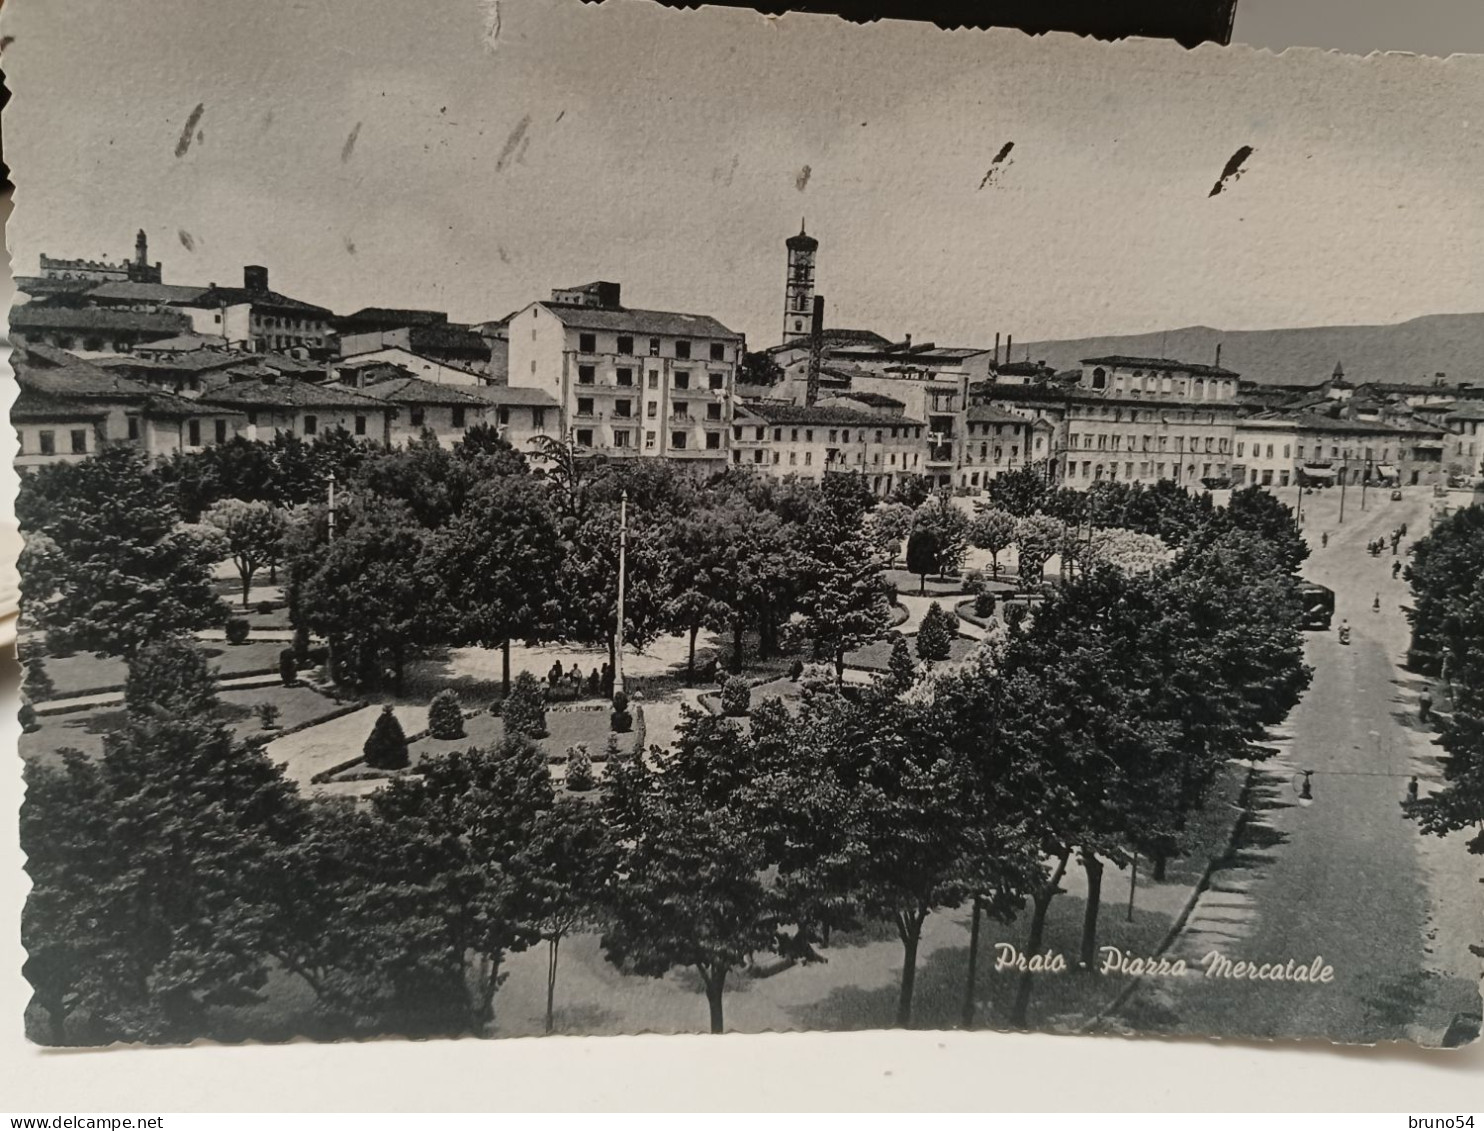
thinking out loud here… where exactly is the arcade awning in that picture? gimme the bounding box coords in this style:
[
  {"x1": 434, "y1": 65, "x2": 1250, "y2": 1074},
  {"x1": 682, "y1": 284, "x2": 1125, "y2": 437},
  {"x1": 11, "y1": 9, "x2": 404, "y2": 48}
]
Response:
[{"x1": 1301, "y1": 465, "x2": 1337, "y2": 480}]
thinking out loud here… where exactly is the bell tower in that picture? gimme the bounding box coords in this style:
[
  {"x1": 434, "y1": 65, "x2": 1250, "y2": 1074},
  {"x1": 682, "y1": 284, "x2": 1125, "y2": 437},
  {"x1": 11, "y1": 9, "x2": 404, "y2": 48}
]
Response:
[{"x1": 783, "y1": 220, "x2": 819, "y2": 345}]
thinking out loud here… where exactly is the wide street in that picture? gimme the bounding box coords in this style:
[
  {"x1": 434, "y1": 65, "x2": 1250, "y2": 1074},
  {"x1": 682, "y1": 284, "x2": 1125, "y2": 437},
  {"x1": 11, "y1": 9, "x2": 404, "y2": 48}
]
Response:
[{"x1": 1111, "y1": 484, "x2": 1482, "y2": 1045}]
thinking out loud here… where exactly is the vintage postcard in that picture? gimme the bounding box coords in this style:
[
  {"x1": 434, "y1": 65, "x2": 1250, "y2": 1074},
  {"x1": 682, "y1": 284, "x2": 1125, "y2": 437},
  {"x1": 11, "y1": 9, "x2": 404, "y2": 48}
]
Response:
[{"x1": 4, "y1": 0, "x2": 1481, "y2": 1051}]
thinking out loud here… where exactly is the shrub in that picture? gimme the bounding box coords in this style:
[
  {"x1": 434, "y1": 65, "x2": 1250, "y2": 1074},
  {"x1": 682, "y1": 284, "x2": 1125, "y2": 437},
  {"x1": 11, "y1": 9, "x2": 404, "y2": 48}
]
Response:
[
  {"x1": 23, "y1": 654, "x2": 55, "y2": 703},
  {"x1": 255, "y1": 600, "x2": 275, "y2": 616},
  {"x1": 888, "y1": 634, "x2": 917, "y2": 690},
  {"x1": 427, "y1": 689, "x2": 465, "y2": 740},
  {"x1": 974, "y1": 589, "x2": 998, "y2": 618},
  {"x1": 18, "y1": 700, "x2": 38, "y2": 733},
  {"x1": 363, "y1": 704, "x2": 409, "y2": 770},
  {"x1": 565, "y1": 743, "x2": 595, "y2": 791},
  {"x1": 255, "y1": 702, "x2": 281, "y2": 730},
  {"x1": 962, "y1": 569, "x2": 985, "y2": 595},
  {"x1": 503, "y1": 670, "x2": 548, "y2": 738},
  {"x1": 225, "y1": 617, "x2": 250, "y2": 645},
  {"x1": 720, "y1": 676, "x2": 752, "y2": 717},
  {"x1": 916, "y1": 602, "x2": 953, "y2": 661},
  {"x1": 799, "y1": 662, "x2": 838, "y2": 692},
  {"x1": 788, "y1": 658, "x2": 804, "y2": 681},
  {"x1": 1004, "y1": 603, "x2": 1029, "y2": 632},
  {"x1": 598, "y1": 734, "x2": 620, "y2": 763},
  {"x1": 278, "y1": 647, "x2": 298, "y2": 687}
]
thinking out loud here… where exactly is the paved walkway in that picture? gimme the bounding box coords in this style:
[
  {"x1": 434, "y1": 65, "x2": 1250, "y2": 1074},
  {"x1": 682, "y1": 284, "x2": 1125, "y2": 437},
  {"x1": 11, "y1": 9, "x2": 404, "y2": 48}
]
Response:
[{"x1": 264, "y1": 702, "x2": 426, "y2": 790}]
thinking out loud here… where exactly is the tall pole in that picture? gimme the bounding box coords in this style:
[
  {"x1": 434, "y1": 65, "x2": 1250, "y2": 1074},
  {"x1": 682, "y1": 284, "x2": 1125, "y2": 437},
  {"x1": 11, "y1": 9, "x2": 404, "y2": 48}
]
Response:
[
  {"x1": 614, "y1": 489, "x2": 628, "y2": 697},
  {"x1": 1361, "y1": 458, "x2": 1370, "y2": 511},
  {"x1": 325, "y1": 472, "x2": 337, "y2": 683},
  {"x1": 1339, "y1": 456, "x2": 1348, "y2": 524},
  {"x1": 1295, "y1": 463, "x2": 1304, "y2": 526}
]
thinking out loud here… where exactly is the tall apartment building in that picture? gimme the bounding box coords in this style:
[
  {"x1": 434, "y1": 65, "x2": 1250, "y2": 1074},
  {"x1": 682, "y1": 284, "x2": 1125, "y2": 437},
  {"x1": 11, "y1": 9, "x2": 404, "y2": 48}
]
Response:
[{"x1": 505, "y1": 281, "x2": 743, "y2": 468}]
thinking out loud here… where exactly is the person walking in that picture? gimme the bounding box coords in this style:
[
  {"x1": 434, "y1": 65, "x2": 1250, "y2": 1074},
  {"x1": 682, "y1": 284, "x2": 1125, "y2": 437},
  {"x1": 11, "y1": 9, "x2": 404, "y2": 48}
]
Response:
[
  {"x1": 1419, "y1": 690, "x2": 1433, "y2": 724},
  {"x1": 1373, "y1": 591, "x2": 1381, "y2": 612},
  {"x1": 1392, "y1": 560, "x2": 1402, "y2": 580},
  {"x1": 1406, "y1": 777, "x2": 1420, "y2": 804},
  {"x1": 1321, "y1": 531, "x2": 1329, "y2": 549}
]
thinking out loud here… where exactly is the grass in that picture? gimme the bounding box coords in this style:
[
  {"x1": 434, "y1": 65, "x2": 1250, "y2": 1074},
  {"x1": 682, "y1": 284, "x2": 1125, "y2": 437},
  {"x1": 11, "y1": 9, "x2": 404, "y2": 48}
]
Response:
[
  {"x1": 39, "y1": 641, "x2": 288, "y2": 700},
  {"x1": 885, "y1": 568, "x2": 972, "y2": 597},
  {"x1": 19, "y1": 682, "x2": 347, "y2": 768},
  {"x1": 845, "y1": 635, "x2": 978, "y2": 672}
]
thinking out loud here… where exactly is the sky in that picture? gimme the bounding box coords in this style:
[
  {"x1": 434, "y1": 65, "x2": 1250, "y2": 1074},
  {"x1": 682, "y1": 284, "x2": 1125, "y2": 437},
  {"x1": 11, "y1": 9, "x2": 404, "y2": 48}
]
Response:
[{"x1": 4, "y1": 0, "x2": 1482, "y2": 349}]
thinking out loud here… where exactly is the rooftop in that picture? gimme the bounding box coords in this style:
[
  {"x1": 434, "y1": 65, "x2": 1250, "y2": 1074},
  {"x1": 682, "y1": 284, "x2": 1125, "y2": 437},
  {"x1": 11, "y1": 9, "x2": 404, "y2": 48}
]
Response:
[
  {"x1": 464, "y1": 384, "x2": 561, "y2": 408},
  {"x1": 198, "y1": 375, "x2": 388, "y2": 411},
  {"x1": 738, "y1": 401, "x2": 924, "y2": 428},
  {"x1": 10, "y1": 387, "x2": 112, "y2": 422},
  {"x1": 406, "y1": 324, "x2": 490, "y2": 354},
  {"x1": 9, "y1": 305, "x2": 191, "y2": 334},
  {"x1": 193, "y1": 285, "x2": 332, "y2": 318},
  {"x1": 337, "y1": 307, "x2": 449, "y2": 328},
  {"x1": 826, "y1": 390, "x2": 906, "y2": 411},
  {"x1": 341, "y1": 375, "x2": 489, "y2": 407},
  {"x1": 1080, "y1": 355, "x2": 1241, "y2": 378},
  {"x1": 539, "y1": 302, "x2": 742, "y2": 341},
  {"x1": 84, "y1": 281, "x2": 210, "y2": 304},
  {"x1": 1445, "y1": 402, "x2": 1484, "y2": 422},
  {"x1": 966, "y1": 405, "x2": 1034, "y2": 425}
]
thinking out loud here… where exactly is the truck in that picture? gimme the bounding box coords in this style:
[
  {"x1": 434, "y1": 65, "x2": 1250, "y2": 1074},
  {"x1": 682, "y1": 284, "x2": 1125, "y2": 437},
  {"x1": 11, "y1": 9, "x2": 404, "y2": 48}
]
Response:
[{"x1": 1297, "y1": 581, "x2": 1335, "y2": 630}]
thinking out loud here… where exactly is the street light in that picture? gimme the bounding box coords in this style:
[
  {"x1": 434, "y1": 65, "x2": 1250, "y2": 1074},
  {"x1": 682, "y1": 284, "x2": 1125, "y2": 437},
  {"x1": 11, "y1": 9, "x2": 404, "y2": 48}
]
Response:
[
  {"x1": 614, "y1": 489, "x2": 628, "y2": 697},
  {"x1": 1293, "y1": 769, "x2": 1315, "y2": 808}
]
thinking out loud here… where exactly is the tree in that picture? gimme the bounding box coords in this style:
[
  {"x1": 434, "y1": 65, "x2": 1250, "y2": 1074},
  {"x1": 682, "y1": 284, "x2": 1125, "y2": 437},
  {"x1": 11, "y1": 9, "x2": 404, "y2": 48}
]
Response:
[
  {"x1": 124, "y1": 636, "x2": 220, "y2": 719},
  {"x1": 905, "y1": 528, "x2": 940, "y2": 595},
  {"x1": 20, "y1": 660, "x2": 304, "y2": 1044},
  {"x1": 17, "y1": 446, "x2": 225, "y2": 658},
  {"x1": 1221, "y1": 485, "x2": 1308, "y2": 573},
  {"x1": 564, "y1": 744, "x2": 595, "y2": 791},
  {"x1": 502, "y1": 670, "x2": 548, "y2": 739},
  {"x1": 453, "y1": 422, "x2": 530, "y2": 476},
  {"x1": 983, "y1": 465, "x2": 1051, "y2": 517},
  {"x1": 602, "y1": 710, "x2": 779, "y2": 1033},
  {"x1": 1404, "y1": 506, "x2": 1484, "y2": 672},
  {"x1": 863, "y1": 503, "x2": 914, "y2": 566},
  {"x1": 739, "y1": 350, "x2": 786, "y2": 386},
  {"x1": 428, "y1": 690, "x2": 465, "y2": 740},
  {"x1": 372, "y1": 738, "x2": 555, "y2": 1032},
  {"x1": 799, "y1": 477, "x2": 893, "y2": 678},
  {"x1": 297, "y1": 499, "x2": 441, "y2": 691},
  {"x1": 429, "y1": 475, "x2": 564, "y2": 696},
  {"x1": 363, "y1": 705, "x2": 410, "y2": 771},
  {"x1": 887, "y1": 633, "x2": 918, "y2": 691},
  {"x1": 915, "y1": 602, "x2": 954, "y2": 661},
  {"x1": 1013, "y1": 513, "x2": 1062, "y2": 584},
  {"x1": 23, "y1": 652, "x2": 56, "y2": 703},
  {"x1": 509, "y1": 796, "x2": 618, "y2": 1033},
  {"x1": 1084, "y1": 527, "x2": 1171, "y2": 576},
  {"x1": 912, "y1": 497, "x2": 969, "y2": 578},
  {"x1": 969, "y1": 507, "x2": 1017, "y2": 577},
  {"x1": 203, "y1": 498, "x2": 289, "y2": 607},
  {"x1": 720, "y1": 675, "x2": 752, "y2": 716}
]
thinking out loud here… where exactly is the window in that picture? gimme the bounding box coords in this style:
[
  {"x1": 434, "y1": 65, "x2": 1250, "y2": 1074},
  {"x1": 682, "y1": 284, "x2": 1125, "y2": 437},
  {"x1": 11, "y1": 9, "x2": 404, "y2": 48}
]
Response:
[
  {"x1": 709, "y1": 342, "x2": 725, "y2": 361},
  {"x1": 128, "y1": 417, "x2": 140, "y2": 440},
  {"x1": 789, "y1": 452, "x2": 798, "y2": 466},
  {"x1": 215, "y1": 419, "x2": 228, "y2": 444},
  {"x1": 773, "y1": 451, "x2": 781, "y2": 464},
  {"x1": 673, "y1": 402, "x2": 689, "y2": 419},
  {"x1": 577, "y1": 397, "x2": 595, "y2": 417},
  {"x1": 39, "y1": 431, "x2": 56, "y2": 456},
  {"x1": 410, "y1": 407, "x2": 426, "y2": 427},
  {"x1": 753, "y1": 450, "x2": 764, "y2": 464},
  {"x1": 647, "y1": 402, "x2": 658, "y2": 418},
  {"x1": 645, "y1": 430, "x2": 656, "y2": 449},
  {"x1": 648, "y1": 338, "x2": 661, "y2": 356},
  {"x1": 497, "y1": 407, "x2": 510, "y2": 425},
  {"x1": 578, "y1": 332, "x2": 597, "y2": 353},
  {"x1": 613, "y1": 429, "x2": 632, "y2": 448},
  {"x1": 706, "y1": 403, "x2": 722, "y2": 421},
  {"x1": 304, "y1": 415, "x2": 318, "y2": 435},
  {"x1": 354, "y1": 415, "x2": 367, "y2": 436},
  {"x1": 576, "y1": 429, "x2": 594, "y2": 447},
  {"x1": 70, "y1": 429, "x2": 87, "y2": 454},
  {"x1": 614, "y1": 399, "x2": 633, "y2": 418},
  {"x1": 578, "y1": 365, "x2": 596, "y2": 385},
  {"x1": 755, "y1": 427, "x2": 764, "y2": 441},
  {"x1": 1283, "y1": 444, "x2": 1291, "y2": 459},
  {"x1": 617, "y1": 336, "x2": 634, "y2": 355},
  {"x1": 1237, "y1": 442, "x2": 1244, "y2": 457},
  {"x1": 842, "y1": 431, "x2": 851, "y2": 443},
  {"x1": 806, "y1": 429, "x2": 814, "y2": 442},
  {"x1": 674, "y1": 371, "x2": 690, "y2": 390},
  {"x1": 804, "y1": 452, "x2": 812, "y2": 466},
  {"x1": 648, "y1": 371, "x2": 660, "y2": 388},
  {"x1": 829, "y1": 430, "x2": 838, "y2": 443},
  {"x1": 452, "y1": 407, "x2": 466, "y2": 428},
  {"x1": 532, "y1": 408, "x2": 546, "y2": 430},
  {"x1": 774, "y1": 429, "x2": 782, "y2": 441},
  {"x1": 188, "y1": 419, "x2": 202, "y2": 447},
  {"x1": 705, "y1": 431, "x2": 721, "y2": 450},
  {"x1": 671, "y1": 431, "x2": 687, "y2": 450},
  {"x1": 617, "y1": 368, "x2": 633, "y2": 386},
  {"x1": 675, "y1": 340, "x2": 691, "y2": 360},
  {"x1": 791, "y1": 429, "x2": 799, "y2": 442},
  {"x1": 709, "y1": 371, "x2": 724, "y2": 390}
]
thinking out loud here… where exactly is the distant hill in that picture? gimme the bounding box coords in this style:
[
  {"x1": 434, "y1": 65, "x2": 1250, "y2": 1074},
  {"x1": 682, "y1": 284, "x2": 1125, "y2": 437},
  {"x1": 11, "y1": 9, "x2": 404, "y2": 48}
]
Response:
[{"x1": 1016, "y1": 313, "x2": 1484, "y2": 388}]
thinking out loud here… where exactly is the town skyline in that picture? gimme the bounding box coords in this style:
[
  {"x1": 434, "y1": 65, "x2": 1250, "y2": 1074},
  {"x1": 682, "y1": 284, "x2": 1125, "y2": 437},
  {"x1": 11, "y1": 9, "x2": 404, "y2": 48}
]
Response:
[{"x1": 6, "y1": 0, "x2": 1483, "y2": 351}]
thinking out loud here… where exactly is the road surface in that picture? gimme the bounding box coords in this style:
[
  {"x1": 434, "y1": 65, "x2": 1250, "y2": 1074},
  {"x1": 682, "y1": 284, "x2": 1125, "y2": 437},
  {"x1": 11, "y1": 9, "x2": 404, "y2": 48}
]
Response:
[{"x1": 1110, "y1": 485, "x2": 1481, "y2": 1045}]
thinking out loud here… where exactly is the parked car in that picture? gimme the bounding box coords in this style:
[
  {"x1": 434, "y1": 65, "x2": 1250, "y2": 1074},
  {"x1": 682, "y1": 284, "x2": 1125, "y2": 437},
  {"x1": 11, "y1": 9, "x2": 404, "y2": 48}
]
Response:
[
  {"x1": 1390, "y1": 488, "x2": 1403, "y2": 501},
  {"x1": 1296, "y1": 581, "x2": 1335, "y2": 631}
]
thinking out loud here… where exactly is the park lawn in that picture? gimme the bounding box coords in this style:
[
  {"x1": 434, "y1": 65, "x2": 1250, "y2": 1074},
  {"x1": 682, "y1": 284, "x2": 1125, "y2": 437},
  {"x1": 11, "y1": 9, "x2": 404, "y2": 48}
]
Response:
[
  {"x1": 409, "y1": 709, "x2": 507, "y2": 764},
  {"x1": 401, "y1": 703, "x2": 639, "y2": 771},
  {"x1": 699, "y1": 677, "x2": 803, "y2": 720},
  {"x1": 19, "y1": 682, "x2": 346, "y2": 769},
  {"x1": 885, "y1": 568, "x2": 972, "y2": 597},
  {"x1": 845, "y1": 635, "x2": 978, "y2": 672},
  {"x1": 39, "y1": 641, "x2": 288, "y2": 700}
]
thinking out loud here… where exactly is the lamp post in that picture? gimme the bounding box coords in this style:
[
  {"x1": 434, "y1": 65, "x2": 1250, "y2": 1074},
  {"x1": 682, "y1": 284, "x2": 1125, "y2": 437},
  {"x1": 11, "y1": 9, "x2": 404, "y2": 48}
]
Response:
[
  {"x1": 614, "y1": 489, "x2": 628, "y2": 697},
  {"x1": 1338, "y1": 456, "x2": 1349, "y2": 524},
  {"x1": 1361, "y1": 458, "x2": 1371, "y2": 512},
  {"x1": 1295, "y1": 463, "x2": 1304, "y2": 526},
  {"x1": 325, "y1": 472, "x2": 337, "y2": 684}
]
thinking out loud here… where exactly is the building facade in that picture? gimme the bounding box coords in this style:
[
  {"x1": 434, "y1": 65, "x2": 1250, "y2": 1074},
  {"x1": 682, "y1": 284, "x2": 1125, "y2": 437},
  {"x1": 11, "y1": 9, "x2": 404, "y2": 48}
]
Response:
[
  {"x1": 730, "y1": 401, "x2": 926, "y2": 495},
  {"x1": 505, "y1": 281, "x2": 742, "y2": 469}
]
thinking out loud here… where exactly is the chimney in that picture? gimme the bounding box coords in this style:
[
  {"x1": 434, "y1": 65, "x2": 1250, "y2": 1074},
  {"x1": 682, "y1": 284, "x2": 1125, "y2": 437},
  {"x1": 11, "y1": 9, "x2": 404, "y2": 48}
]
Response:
[
  {"x1": 1006, "y1": 334, "x2": 1013, "y2": 364},
  {"x1": 904, "y1": 333, "x2": 912, "y2": 349},
  {"x1": 1215, "y1": 342, "x2": 1222, "y2": 368},
  {"x1": 805, "y1": 295, "x2": 826, "y2": 407},
  {"x1": 244, "y1": 265, "x2": 269, "y2": 293},
  {"x1": 994, "y1": 332, "x2": 1001, "y2": 367}
]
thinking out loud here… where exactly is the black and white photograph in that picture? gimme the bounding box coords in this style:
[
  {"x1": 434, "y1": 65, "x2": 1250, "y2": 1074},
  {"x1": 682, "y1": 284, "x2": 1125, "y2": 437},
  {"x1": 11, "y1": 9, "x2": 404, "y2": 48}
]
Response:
[{"x1": 3, "y1": 0, "x2": 1482, "y2": 1058}]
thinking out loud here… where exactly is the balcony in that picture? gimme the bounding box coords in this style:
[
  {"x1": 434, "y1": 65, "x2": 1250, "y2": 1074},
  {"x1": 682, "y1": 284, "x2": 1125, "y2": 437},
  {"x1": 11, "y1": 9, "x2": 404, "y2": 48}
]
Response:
[{"x1": 925, "y1": 444, "x2": 955, "y2": 466}]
